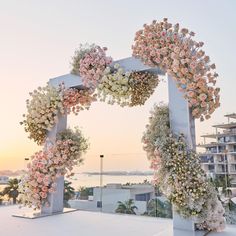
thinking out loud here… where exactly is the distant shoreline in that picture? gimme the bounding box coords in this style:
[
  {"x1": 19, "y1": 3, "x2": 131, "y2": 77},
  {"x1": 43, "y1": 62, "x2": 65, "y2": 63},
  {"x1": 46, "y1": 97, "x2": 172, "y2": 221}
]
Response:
[
  {"x1": 81, "y1": 171, "x2": 154, "y2": 176},
  {"x1": 0, "y1": 170, "x2": 154, "y2": 178}
]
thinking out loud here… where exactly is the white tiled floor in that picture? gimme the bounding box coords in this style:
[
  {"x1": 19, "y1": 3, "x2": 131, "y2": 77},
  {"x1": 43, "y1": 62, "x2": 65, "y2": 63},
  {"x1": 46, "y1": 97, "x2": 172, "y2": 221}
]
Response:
[{"x1": 0, "y1": 206, "x2": 235, "y2": 236}]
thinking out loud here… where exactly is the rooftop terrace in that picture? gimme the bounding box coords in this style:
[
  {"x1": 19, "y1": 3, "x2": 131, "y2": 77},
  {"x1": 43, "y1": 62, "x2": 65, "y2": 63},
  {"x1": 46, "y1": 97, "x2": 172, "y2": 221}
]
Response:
[{"x1": 0, "y1": 206, "x2": 236, "y2": 236}]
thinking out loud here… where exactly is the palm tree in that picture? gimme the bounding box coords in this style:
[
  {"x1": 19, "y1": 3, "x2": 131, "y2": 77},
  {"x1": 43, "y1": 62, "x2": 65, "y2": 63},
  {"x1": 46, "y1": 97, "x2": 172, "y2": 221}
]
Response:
[
  {"x1": 222, "y1": 175, "x2": 233, "y2": 197},
  {"x1": 210, "y1": 175, "x2": 233, "y2": 197},
  {"x1": 2, "y1": 178, "x2": 19, "y2": 204},
  {"x1": 0, "y1": 192, "x2": 3, "y2": 205},
  {"x1": 115, "y1": 199, "x2": 138, "y2": 215},
  {"x1": 210, "y1": 175, "x2": 234, "y2": 212},
  {"x1": 78, "y1": 186, "x2": 93, "y2": 200},
  {"x1": 64, "y1": 180, "x2": 75, "y2": 207}
]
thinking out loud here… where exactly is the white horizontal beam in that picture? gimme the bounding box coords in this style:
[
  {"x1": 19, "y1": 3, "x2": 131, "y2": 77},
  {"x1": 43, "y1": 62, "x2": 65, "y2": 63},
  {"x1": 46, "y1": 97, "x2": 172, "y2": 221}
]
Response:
[
  {"x1": 49, "y1": 73, "x2": 84, "y2": 88},
  {"x1": 49, "y1": 57, "x2": 164, "y2": 88},
  {"x1": 114, "y1": 57, "x2": 165, "y2": 74}
]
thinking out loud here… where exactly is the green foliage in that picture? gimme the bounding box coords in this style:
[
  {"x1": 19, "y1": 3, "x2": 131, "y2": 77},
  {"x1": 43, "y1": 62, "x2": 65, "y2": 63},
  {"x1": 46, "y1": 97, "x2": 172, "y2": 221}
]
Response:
[
  {"x1": 2, "y1": 178, "x2": 19, "y2": 204},
  {"x1": 115, "y1": 199, "x2": 138, "y2": 215},
  {"x1": 78, "y1": 186, "x2": 93, "y2": 200},
  {"x1": 146, "y1": 199, "x2": 172, "y2": 218},
  {"x1": 0, "y1": 193, "x2": 4, "y2": 205},
  {"x1": 64, "y1": 180, "x2": 75, "y2": 207},
  {"x1": 210, "y1": 175, "x2": 233, "y2": 197}
]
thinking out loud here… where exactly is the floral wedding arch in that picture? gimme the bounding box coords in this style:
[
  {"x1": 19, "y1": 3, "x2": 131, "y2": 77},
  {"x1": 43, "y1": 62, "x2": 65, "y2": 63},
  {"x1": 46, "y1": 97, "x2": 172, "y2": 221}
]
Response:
[{"x1": 19, "y1": 18, "x2": 224, "y2": 232}]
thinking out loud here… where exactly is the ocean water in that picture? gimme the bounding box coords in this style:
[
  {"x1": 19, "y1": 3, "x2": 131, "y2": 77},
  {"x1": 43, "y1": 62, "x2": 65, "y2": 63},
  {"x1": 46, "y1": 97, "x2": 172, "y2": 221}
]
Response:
[
  {"x1": 0, "y1": 185, "x2": 6, "y2": 191},
  {"x1": 68, "y1": 174, "x2": 153, "y2": 190},
  {"x1": 0, "y1": 174, "x2": 153, "y2": 192}
]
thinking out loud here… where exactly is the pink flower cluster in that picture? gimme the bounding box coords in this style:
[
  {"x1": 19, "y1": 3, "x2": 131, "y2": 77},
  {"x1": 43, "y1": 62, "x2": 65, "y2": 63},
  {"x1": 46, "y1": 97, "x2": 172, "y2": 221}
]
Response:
[
  {"x1": 63, "y1": 88, "x2": 97, "y2": 115},
  {"x1": 19, "y1": 150, "x2": 56, "y2": 209},
  {"x1": 132, "y1": 18, "x2": 220, "y2": 121},
  {"x1": 79, "y1": 46, "x2": 113, "y2": 89},
  {"x1": 19, "y1": 136, "x2": 85, "y2": 209}
]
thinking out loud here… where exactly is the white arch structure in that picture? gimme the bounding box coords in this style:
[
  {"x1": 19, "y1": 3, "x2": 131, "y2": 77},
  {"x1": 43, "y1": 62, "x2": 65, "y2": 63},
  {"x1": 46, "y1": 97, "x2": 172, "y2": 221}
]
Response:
[{"x1": 16, "y1": 57, "x2": 199, "y2": 235}]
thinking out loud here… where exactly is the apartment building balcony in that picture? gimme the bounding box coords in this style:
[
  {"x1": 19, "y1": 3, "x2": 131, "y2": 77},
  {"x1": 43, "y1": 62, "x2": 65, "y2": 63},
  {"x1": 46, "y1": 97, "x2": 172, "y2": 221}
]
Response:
[
  {"x1": 199, "y1": 113, "x2": 236, "y2": 186},
  {"x1": 218, "y1": 141, "x2": 236, "y2": 145},
  {"x1": 197, "y1": 142, "x2": 224, "y2": 148},
  {"x1": 225, "y1": 113, "x2": 236, "y2": 119},
  {"x1": 201, "y1": 131, "x2": 236, "y2": 139},
  {"x1": 213, "y1": 122, "x2": 236, "y2": 130},
  {"x1": 228, "y1": 155, "x2": 236, "y2": 163},
  {"x1": 199, "y1": 151, "x2": 226, "y2": 157},
  {"x1": 215, "y1": 171, "x2": 229, "y2": 175},
  {"x1": 215, "y1": 163, "x2": 228, "y2": 173},
  {"x1": 199, "y1": 155, "x2": 214, "y2": 164},
  {"x1": 229, "y1": 164, "x2": 236, "y2": 174}
]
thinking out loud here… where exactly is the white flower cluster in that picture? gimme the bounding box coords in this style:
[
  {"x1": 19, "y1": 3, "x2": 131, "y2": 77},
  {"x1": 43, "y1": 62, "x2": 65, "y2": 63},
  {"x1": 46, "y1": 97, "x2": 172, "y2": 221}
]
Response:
[
  {"x1": 196, "y1": 185, "x2": 225, "y2": 232},
  {"x1": 97, "y1": 64, "x2": 159, "y2": 107},
  {"x1": 142, "y1": 104, "x2": 225, "y2": 232},
  {"x1": 20, "y1": 85, "x2": 64, "y2": 145},
  {"x1": 97, "y1": 64, "x2": 131, "y2": 106}
]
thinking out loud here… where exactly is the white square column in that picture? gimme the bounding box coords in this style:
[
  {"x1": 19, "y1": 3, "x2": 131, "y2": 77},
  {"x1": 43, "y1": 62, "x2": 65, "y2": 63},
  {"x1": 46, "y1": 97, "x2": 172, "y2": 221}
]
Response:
[
  {"x1": 168, "y1": 75, "x2": 196, "y2": 150},
  {"x1": 168, "y1": 75, "x2": 205, "y2": 235},
  {"x1": 41, "y1": 113, "x2": 67, "y2": 215}
]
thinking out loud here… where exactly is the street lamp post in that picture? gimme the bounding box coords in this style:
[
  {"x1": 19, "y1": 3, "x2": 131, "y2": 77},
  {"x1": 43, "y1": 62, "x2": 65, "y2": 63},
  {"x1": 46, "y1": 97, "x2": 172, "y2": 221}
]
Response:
[
  {"x1": 155, "y1": 186, "x2": 158, "y2": 217},
  {"x1": 100, "y1": 154, "x2": 104, "y2": 212},
  {"x1": 24, "y1": 158, "x2": 29, "y2": 169}
]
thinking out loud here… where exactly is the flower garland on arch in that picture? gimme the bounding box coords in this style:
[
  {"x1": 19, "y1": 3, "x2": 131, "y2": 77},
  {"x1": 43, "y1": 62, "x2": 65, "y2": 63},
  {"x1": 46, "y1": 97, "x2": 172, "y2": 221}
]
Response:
[
  {"x1": 19, "y1": 128, "x2": 88, "y2": 209},
  {"x1": 20, "y1": 18, "x2": 222, "y2": 218},
  {"x1": 20, "y1": 85, "x2": 65, "y2": 145},
  {"x1": 21, "y1": 84, "x2": 95, "y2": 145},
  {"x1": 62, "y1": 87, "x2": 97, "y2": 115},
  {"x1": 132, "y1": 18, "x2": 220, "y2": 121},
  {"x1": 96, "y1": 64, "x2": 159, "y2": 107},
  {"x1": 71, "y1": 44, "x2": 113, "y2": 90},
  {"x1": 142, "y1": 104, "x2": 225, "y2": 232},
  {"x1": 69, "y1": 18, "x2": 220, "y2": 121},
  {"x1": 129, "y1": 71, "x2": 159, "y2": 106},
  {"x1": 97, "y1": 64, "x2": 132, "y2": 106},
  {"x1": 22, "y1": 18, "x2": 220, "y2": 145}
]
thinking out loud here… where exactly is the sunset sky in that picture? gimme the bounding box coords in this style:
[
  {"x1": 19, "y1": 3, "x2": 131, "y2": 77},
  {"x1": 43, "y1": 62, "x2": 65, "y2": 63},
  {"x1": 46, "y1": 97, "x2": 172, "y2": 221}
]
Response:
[{"x1": 0, "y1": 0, "x2": 236, "y2": 173}]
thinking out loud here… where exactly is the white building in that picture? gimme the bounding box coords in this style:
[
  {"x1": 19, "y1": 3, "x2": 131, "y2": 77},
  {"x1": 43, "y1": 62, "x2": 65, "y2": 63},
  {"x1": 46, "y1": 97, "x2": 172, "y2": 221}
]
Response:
[
  {"x1": 198, "y1": 113, "x2": 236, "y2": 188},
  {"x1": 0, "y1": 176, "x2": 9, "y2": 184},
  {"x1": 69, "y1": 183, "x2": 155, "y2": 215}
]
